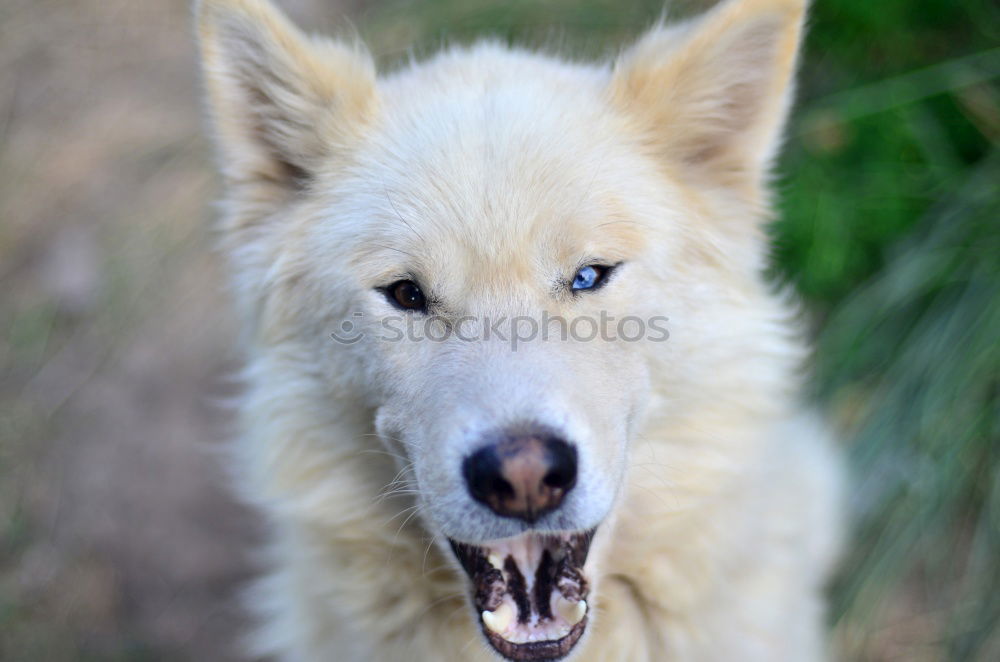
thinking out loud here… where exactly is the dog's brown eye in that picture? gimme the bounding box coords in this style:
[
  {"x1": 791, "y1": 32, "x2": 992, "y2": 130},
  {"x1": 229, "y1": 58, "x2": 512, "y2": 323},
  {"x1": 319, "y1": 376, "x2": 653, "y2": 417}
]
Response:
[{"x1": 387, "y1": 280, "x2": 426, "y2": 311}]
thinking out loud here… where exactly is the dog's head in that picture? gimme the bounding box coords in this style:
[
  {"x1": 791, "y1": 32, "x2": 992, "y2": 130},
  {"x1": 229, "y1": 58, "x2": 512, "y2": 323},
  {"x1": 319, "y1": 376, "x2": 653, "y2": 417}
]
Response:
[{"x1": 198, "y1": 0, "x2": 805, "y2": 658}]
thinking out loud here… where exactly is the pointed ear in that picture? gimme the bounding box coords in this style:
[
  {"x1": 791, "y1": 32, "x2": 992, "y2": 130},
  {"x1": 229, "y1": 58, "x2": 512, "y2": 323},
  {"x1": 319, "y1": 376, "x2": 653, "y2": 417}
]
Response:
[
  {"x1": 611, "y1": 0, "x2": 806, "y2": 188},
  {"x1": 196, "y1": 0, "x2": 376, "y2": 190}
]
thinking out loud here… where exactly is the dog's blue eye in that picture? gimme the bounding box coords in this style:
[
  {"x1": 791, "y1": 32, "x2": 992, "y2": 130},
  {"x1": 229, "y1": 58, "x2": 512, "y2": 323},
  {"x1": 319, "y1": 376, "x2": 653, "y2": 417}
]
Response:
[
  {"x1": 571, "y1": 265, "x2": 611, "y2": 292},
  {"x1": 573, "y1": 266, "x2": 599, "y2": 290}
]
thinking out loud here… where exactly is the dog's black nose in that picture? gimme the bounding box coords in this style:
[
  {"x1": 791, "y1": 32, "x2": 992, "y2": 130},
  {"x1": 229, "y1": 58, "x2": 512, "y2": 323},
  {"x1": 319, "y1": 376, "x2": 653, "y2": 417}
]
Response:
[{"x1": 463, "y1": 429, "x2": 577, "y2": 523}]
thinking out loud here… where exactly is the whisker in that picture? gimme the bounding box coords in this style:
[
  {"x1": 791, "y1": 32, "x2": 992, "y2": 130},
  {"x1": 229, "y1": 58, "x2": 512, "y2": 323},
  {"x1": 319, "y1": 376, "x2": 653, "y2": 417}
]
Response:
[
  {"x1": 458, "y1": 629, "x2": 482, "y2": 656},
  {"x1": 387, "y1": 504, "x2": 425, "y2": 561},
  {"x1": 422, "y1": 532, "x2": 444, "y2": 575},
  {"x1": 383, "y1": 177, "x2": 426, "y2": 244},
  {"x1": 357, "y1": 447, "x2": 409, "y2": 463},
  {"x1": 381, "y1": 503, "x2": 420, "y2": 527},
  {"x1": 413, "y1": 591, "x2": 465, "y2": 622},
  {"x1": 370, "y1": 243, "x2": 418, "y2": 259},
  {"x1": 595, "y1": 219, "x2": 649, "y2": 229},
  {"x1": 359, "y1": 432, "x2": 408, "y2": 446}
]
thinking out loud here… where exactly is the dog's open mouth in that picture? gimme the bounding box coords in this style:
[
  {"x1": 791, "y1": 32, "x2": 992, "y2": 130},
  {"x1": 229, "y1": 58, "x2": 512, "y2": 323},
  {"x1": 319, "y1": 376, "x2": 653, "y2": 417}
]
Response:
[{"x1": 449, "y1": 530, "x2": 594, "y2": 661}]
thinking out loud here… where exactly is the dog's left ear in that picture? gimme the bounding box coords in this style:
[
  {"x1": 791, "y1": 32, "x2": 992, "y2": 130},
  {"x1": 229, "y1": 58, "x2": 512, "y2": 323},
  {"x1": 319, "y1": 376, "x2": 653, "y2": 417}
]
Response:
[
  {"x1": 611, "y1": 0, "x2": 806, "y2": 189},
  {"x1": 196, "y1": 0, "x2": 376, "y2": 192}
]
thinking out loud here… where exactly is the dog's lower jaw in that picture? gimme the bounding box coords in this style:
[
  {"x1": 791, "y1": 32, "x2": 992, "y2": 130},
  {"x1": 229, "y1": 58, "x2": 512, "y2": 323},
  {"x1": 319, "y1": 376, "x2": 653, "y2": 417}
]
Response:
[{"x1": 484, "y1": 619, "x2": 588, "y2": 662}]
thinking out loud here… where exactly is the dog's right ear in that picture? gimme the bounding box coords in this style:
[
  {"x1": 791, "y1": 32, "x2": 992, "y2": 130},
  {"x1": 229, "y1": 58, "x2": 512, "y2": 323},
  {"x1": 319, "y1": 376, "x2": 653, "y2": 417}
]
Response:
[
  {"x1": 196, "y1": 0, "x2": 376, "y2": 191},
  {"x1": 610, "y1": 0, "x2": 806, "y2": 191}
]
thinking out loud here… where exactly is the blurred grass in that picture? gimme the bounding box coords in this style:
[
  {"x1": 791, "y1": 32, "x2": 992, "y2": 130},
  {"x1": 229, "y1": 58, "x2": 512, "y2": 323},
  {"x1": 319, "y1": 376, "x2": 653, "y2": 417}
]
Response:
[
  {"x1": 779, "y1": 3, "x2": 999, "y2": 658},
  {"x1": 357, "y1": 0, "x2": 1000, "y2": 659}
]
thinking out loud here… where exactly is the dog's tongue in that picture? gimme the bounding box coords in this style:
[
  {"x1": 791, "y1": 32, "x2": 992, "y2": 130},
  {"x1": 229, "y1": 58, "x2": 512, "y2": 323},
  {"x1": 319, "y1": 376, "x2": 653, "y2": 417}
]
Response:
[{"x1": 450, "y1": 531, "x2": 593, "y2": 652}]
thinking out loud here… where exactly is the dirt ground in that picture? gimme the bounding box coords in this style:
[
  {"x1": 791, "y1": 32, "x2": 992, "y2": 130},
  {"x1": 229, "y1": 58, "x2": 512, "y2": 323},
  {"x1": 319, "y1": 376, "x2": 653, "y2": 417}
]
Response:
[{"x1": 0, "y1": 1, "x2": 354, "y2": 659}]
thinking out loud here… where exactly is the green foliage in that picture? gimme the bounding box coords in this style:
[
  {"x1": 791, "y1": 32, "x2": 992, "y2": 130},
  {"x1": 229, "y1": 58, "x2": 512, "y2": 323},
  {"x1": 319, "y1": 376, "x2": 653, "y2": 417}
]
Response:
[
  {"x1": 782, "y1": 3, "x2": 999, "y2": 655},
  {"x1": 817, "y1": 153, "x2": 1000, "y2": 658}
]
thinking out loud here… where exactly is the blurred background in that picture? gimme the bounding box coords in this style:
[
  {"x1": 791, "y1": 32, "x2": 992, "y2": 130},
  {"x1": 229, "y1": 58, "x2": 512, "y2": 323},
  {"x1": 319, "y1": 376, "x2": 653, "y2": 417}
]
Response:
[{"x1": 0, "y1": 0, "x2": 997, "y2": 659}]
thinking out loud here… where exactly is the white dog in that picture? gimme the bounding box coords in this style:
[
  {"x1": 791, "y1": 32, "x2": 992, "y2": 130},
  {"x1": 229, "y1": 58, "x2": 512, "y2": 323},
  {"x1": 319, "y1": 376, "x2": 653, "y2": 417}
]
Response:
[{"x1": 196, "y1": 0, "x2": 843, "y2": 659}]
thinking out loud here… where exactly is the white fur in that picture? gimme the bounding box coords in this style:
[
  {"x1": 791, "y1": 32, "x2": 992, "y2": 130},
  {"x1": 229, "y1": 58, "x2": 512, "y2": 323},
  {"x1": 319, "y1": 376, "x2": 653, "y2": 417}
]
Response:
[{"x1": 196, "y1": 0, "x2": 843, "y2": 659}]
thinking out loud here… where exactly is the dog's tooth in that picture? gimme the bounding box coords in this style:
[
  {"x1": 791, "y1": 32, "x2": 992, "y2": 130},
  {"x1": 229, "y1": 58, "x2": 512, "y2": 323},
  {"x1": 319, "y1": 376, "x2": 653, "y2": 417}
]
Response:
[
  {"x1": 555, "y1": 597, "x2": 587, "y2": 625},
  {"x1": 571, "y1": 600, "x2": 587, "y2": 625},
  {"x1": 482, "y1": 603, "x2": 513, "y2": 633}
]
